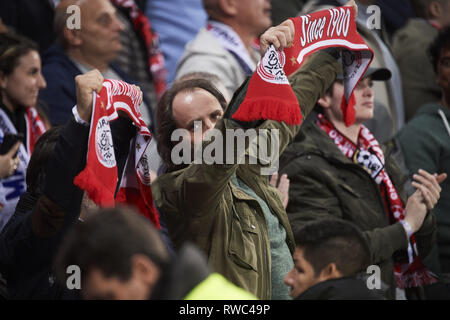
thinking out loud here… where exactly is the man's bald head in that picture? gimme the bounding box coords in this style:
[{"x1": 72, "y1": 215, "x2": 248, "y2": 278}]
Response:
[{"x1": 202, "y1": 0, "x2": 272, "y2": 37}]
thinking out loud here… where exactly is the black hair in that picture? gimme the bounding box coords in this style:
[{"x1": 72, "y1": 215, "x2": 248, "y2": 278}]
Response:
[
  {"x1": 156, "y1": 78, "x2": 227, "y2": 173},
  {"x1": 294, "y1": 219, "x2": 371, "y2": 277},
  {"x1": 429, "y1": 26, "x2": 450, "y2": 73},
  {"x1": 26, "y1": 126, "x2": 62, "y2": 196},
  {"x1": 54, "y1": 206, "x2": 170, "y2": 286}
]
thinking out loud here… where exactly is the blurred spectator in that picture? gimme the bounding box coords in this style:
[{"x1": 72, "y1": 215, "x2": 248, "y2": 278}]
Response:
[
  {"x1": 112, "y1": 0, "x2": 168, "y2": 113},
  {"x1": 0, "y1": 126, "x2": 73, "y2": 299},
  {"x1": 175, "y1": 0, "x2": 272, "y2": 97},
  {"x1": 396, "y1": 27, "x2": 450, "y2": 297},
  {"x1": 271, "y1": 0, "x2": 307, "y2": 26},
  {"x1": 0, "y1": 0, "x2": 57, "y2": 53},
  {"x1": 301, "y1": 0, "x2": 405, "y2": 143},
  {"x1": 392, "y1": 0, "x2": 450, "y2": 121},
  {"x1": 54, "y1": 207, "x2": 256, "y2": 300},
  {"x1": 376, "y1": 0, "x2": 416, "y2": 39},
  {"x1": 0, "y1": 70, "x2": 154, "y2": 299},
  {"x1": 279, "y1": 68, "x2": 444, "y2": 299},
  {"x1": 0, "y1": 32, "x2": 48, "y2": 232},
  {"x1": 146, "y1": 0, "x2": 208, "y2": 83},
  {"x1": 0, "y1": 18, "x2": 8, "y2": 34},
  {"x1": 285, "y1": 219, "x2": 383, "y2": 300},
  {"x1": 39, "y1": 0, "x2": 155, "y2": 130}
]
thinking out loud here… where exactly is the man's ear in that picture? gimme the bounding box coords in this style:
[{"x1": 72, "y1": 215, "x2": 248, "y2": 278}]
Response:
[
  {"x1": 218, "y1": 0, "x2": 238, "y2": 16},
  {"x1": 317, "y1": 94, "x2": 332, "y2": 109},
  {"x1": 318, "y1": 263, "x2": 343, "y2": 281},
  {"x1": 0, "y1": 72, "x2": 7, "y2": 90},
  {"x1": 64, "y1": 28, "x2": 82, "y2": 47},
  {"x1": 429, "y1": 1, "x2": 442, "y2": 20},
  {"x1": 131, "y1": 254, "x2": 161, "y2": 289}
]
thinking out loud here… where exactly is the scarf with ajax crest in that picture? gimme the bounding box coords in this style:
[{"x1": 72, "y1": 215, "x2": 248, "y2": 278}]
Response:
[
  {"x1": 74, "y1": 79, "x2": 160, "y2": 228},
  {"x1": 232, "y1": 5, "x2": 373, "y2": 127}
]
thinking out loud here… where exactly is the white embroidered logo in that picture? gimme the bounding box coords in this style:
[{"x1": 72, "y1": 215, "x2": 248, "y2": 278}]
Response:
[
  {"x1": 95, "y1": 116, "x2": 116, "y2": 168},
  {"x1": 257, "y1": 46, "x2": 289, "y2": 85},
  {"x1": 137, "y1": 154, "x2": 151, "y2": 186}
]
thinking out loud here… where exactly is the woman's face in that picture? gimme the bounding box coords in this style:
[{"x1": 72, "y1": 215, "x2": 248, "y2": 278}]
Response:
[{"x1": 0, "y1": 50, "x2": 46, "y2": 109}]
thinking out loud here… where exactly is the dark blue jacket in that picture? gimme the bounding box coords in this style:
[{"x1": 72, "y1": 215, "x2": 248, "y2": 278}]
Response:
[{"x1": 39, "y1": 44, "x2": 155, "y2": 132}]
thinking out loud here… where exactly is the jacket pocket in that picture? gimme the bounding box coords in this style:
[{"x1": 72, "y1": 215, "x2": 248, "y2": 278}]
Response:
[{"x1": 228, "y1": 204, "x2": 259, "y2": 272}]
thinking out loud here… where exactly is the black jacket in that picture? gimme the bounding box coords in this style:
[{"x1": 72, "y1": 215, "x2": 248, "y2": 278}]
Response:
[
  {"x1": 0, "y1": 116, "x2": 135, "y2": 299},
  {"x1": 296, "y1": 277, "x2": 384, "y2": 300}
]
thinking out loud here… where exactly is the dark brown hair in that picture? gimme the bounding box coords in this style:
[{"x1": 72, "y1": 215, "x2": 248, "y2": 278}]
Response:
[
  {"x1": 430, "y1": 26, "x2": 450, "y2": 73},
  {"x1": 294, "y1": 219, "x2": 370, "y2": 277},
  {"x1": 156, "y1": 78, "x2": 227, "y2": 173},
  {"x1": 55, "y1": 206, "x2": 170, "y2": 285},
  {"x1": 0, "y1": 32, "x2": 38, "y2": 76}
]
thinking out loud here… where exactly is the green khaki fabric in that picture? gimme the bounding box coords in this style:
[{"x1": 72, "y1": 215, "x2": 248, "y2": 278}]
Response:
[{"x1": 152, "y1": 52, "x2": 341, "y2": 299}]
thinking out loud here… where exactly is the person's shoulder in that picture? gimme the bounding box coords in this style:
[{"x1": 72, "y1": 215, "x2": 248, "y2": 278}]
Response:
[
  {"x1": 151, "y1": 167, "x2": 187, "y2": 194},
  {"x1": 41, "y1": 45, "x2": 80, "y2": 80},
  {"x1": 405, "y1": 103, "x2": 445, "y2": 128},
  {"x1": 183, "y1": 28, "x2": 227, "y2": 56},
  {"x1": 392, "y1": 19, "x2": 437, "y2": 55}
]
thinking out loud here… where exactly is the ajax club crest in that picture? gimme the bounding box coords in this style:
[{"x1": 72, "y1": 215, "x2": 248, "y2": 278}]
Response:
[
  {"x1": 95, "y1": 116, "x2": 116, "y2": 168},
  {"x1": 257, "y1": 46, "x2": 289, "y2": 85}
]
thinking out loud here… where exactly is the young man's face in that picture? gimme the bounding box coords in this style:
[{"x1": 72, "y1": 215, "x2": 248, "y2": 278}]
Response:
[
  {"x1": 284, "y1": 247, "x2": 324, "y2": 299},
  {"x1": 172, "y1": 88, "x2": 224, "y2": 145},
  {"x1": 437, "y1": 47, "x2": 450, "y2": 97},
  {"x1": 323, "y1": 77, "x2": 375, "y2": 125}
]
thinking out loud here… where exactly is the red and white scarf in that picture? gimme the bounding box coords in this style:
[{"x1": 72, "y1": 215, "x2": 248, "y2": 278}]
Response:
[
  {"x1": 111, "y1": 0, "x2": 167, "y2": 99},
  {"x1": 232, "y1": 5, "x2": 373, "y2": 127},
  {"x1": 0, "y1": 106, "x2": 47, "y2": 231},
  {"x1": 25, "y1": 107, "x2": 47, "y2": 154},
  {"x1": 74, "y1": 79, "x2": 160, "y2": 228},
  {"x1": 317, "y1": 113, "x2": 437, "y2": 288}
]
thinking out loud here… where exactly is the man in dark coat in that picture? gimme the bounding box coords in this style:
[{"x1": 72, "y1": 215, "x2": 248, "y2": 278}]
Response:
[{"x1": 38, "y1": 0, "x2": 155, "y2": 130}]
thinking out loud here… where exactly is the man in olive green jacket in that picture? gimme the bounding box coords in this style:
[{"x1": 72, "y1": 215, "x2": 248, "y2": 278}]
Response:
[{"x1": 152, "y1": 33, "x2": 342, "y2": 300}]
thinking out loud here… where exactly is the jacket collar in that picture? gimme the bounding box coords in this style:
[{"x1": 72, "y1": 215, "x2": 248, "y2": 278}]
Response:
[
  {"x1": 295, "y1": 277, "x2": 384, "y2": 300},
  {"x1": 291, "y1": 119, "x2": 356, "y2": 166}
]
